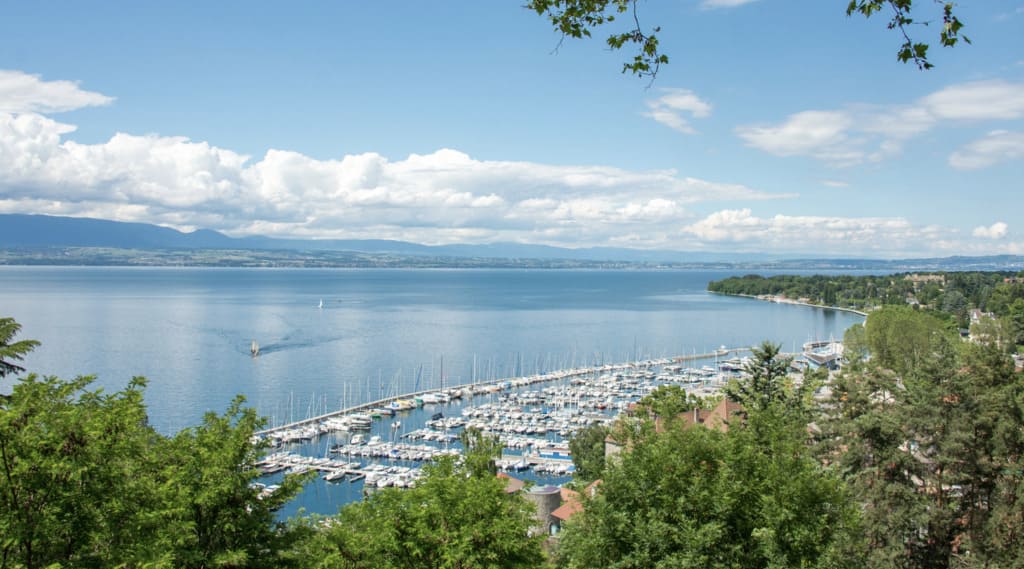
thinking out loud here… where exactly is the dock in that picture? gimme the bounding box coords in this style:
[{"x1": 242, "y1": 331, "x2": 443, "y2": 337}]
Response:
[{"x1": 254, "y1": 348, "x2": 745, "y2": 439}]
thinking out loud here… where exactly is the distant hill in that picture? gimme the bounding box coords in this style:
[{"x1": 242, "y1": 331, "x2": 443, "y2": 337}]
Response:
[
  {"x1": 0, "y1": 214, "x2": 764, "y2": 263},
  {"x1": 1, "y1": 214, "x2": 1023, "y2": 270},
  {"x1": 0, "y1": 214, "x2": 236, "y2": 249}
]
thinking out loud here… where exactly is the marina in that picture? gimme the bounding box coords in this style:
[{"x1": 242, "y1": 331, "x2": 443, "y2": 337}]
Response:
[
  {"x1": 252, "y1": 349, "x2": 744, "y2": 496},
  {"x1": 253, "y1": 339, "x2": 844, "y2": 508}
]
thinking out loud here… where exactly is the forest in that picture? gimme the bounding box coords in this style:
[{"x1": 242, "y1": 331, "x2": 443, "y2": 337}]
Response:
[{"x1": 709, "y1": 272, "x2": 1024, "y2": 350}]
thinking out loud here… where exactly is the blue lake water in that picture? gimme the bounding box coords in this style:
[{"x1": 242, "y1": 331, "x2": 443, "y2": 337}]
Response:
[{"x1": 0, "y1": 266, "x2": 865, "y2": 516}]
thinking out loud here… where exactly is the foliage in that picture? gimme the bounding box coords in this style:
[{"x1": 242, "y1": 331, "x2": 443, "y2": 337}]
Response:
[
  {"x1": 568, "y1": 422, "x2": 609, "y2": 482},
  {"x1": 306, "y1": 442, "x2": 544, "y2": 569},
  {"x1": 709, "y1": 272, "x2": 1024, "y2": 335},
  {"x1": 557, "y1": 397, "x2": 860, "y2": 568},
  {"x1": 635, "y1": 383, "x2": 706, "y2": 419},
  {"x1": 0, "y1": 374, "x2": 155, "y2": 568},
  {"x1": 864, "y1": 305, "x2": 955, "y2": 377},
  {"x1": 725, "y1": 341, "x2": 794, "y2": 414},
  {"x1": 843, "y1": 322, "x2": 869, "y2": 364},
  {"x1": 528, "y1": 0, "x2": 968, "y2": 78},
  {"x1": 820, "y1": 310, "x2": 1024, "y2": 567},
  {"x1": 526, "y1": 0, "x2": 667, "y2": 78},
  {"x1": 156, "y1": 396, "x2": 310, "y2": 569},
  {"x1": 459, "y1": 426, "x2": 504, "y2": 477},
  {"x1": 0, "y1": 327, "x2": 308, "y2": 569},
  {"x1": 846, "y1": 0, "x2": 969, "y2": 69},
  {"x1": 0, "y1": 318, "x2": 39, "y2": 379}
]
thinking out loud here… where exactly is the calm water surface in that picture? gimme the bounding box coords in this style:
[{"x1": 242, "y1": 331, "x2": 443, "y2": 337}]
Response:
[{"x1": 0, "y1": 267, "x2": 864, "y2": 432}]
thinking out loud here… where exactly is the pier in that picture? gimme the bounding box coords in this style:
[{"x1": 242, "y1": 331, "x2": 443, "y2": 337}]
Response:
[{"x1": 254, "y1": 348, "x2": 744, "y2": 439}]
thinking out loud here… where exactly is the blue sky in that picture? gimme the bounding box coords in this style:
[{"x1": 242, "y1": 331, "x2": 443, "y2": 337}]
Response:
[{"x1": 0, "y1": 1, "x2": 1022, "y2": 257}]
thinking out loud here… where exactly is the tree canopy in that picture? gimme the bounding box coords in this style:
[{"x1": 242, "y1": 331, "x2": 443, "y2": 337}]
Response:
[
  {"x1": 303, "y1": 432, "x2": 545, "y2": 569},
  {"x1": 557, "y1": 352, "x2": 860, "y2": 568}
]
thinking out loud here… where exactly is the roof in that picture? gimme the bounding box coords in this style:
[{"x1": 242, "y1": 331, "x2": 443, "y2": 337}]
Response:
[
  {"x1": 551, "y1": 499, "x2": 584, "y2": 521},
  {"x1": 496, "y1": 472, "x2": 525, "y2": 494}
]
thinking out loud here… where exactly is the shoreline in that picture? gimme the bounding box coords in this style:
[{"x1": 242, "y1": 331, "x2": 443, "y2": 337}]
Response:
[{"x1": 709, "y1": 291, "x2": 869, "y2": 318}]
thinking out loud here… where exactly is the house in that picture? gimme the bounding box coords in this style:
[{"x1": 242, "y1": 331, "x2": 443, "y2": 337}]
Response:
[
  {"x1": 499, "y1": 474, "x2": 602, "y2": 536},
  {"x1": 604, "y1": 398, "x2": 744, "y2": 459},
  {"x1": 549, "y1": 480, "x2": 602, "y2": 534}
]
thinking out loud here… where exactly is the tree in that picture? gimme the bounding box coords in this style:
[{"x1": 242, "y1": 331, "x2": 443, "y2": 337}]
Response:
[
  {"x1": 820, "y1": 311, "x2": 1024, "y2": 567},
  {"x1": 528, "y1": 0, "x2": 967, "y2": 79},
  {"x1": 843, "y1": 323, "x2": 870, "y2": 365},
  {"x1": 155, "y1": 396, "x2": 309, "y2": 569},
  {"x1": 725, "y1": 341, "x2": 794, "y2": 414},
  {"x1": 864, "y1": 305, "x2": 954, "y2": 377},
  {"x1": 1006, "y1": 297, "x2": 1024, "y2": 350},
  {"x1": 0, "y1": 374, "x2": 154, "y2": 569},
  {"x1": 0, "y1": 316, "x2": 311, "y2": 569},
  {"x1": 0, "y1": 317, "x2": 39, "y2": 379},
  {"x1": 307, "y1": 438, "x2": 544, "y2": 569},
  {"x1": 557, "y1": 392, "x2": 860, "y2": 568},
  {"x1": 568, "y1": 422, "x2": 609, "y2": 482},
  {"x1": 635, "y1": 383, "x2": 706, "y2": 420},
  {"x1": 0, "y1": 373, "x2": 309, "y2": 569}
]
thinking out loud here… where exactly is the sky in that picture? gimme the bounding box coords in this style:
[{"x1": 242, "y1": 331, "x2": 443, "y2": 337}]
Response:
[{"x1": 0, "y1": 0, "x2": 1022, "y2": 258}]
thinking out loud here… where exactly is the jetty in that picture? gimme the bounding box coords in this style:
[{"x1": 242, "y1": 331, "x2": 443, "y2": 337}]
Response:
[{"x1": 254, "y1": 348, "x2": 743, "y2": 439}]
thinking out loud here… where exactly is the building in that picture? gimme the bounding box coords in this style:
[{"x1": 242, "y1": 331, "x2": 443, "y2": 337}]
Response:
[{"x1": 604, "y1": 398, "x2": 745, "y2": 459}]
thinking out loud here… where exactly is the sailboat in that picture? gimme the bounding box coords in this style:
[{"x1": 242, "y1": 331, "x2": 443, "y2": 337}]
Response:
[
  {"x1": 251, "y1": 340, "x2": 260, "y2": 357},
  {"x1": 318, "y1": 298, "x2": 324, "y2": 309}
]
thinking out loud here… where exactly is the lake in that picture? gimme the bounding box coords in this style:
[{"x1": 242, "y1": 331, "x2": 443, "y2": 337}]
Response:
[
  {"x1": 0, "y1": 266, "x2": 867, "y2": 430},
  {"x1": 0, "y1": 266, "x2": 865, "y2": 516}
]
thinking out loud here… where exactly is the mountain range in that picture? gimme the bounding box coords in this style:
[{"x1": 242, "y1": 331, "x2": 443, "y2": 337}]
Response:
[{"x1": 2, "y1": 214, "x2": 1023, "y2": 271}]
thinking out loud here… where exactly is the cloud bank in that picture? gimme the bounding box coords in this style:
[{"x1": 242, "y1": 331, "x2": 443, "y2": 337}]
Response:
[
  {"x1": 0, "y1": 107, "x2": 784, "y2": 248},
  {"x1": 0, "y1": 70, "x2": 1016, "y2": 257}
]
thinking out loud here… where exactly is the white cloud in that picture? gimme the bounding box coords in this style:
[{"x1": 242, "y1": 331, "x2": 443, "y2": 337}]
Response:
[
  {"x1": 821, "y1": 180, "x2": 849, "y2": 188},
  {"x1": 700, "y1": 0, "x2": 759, "y2": 8},
  {"x1": 737, "y1": 80, "x2": 1024, "y2": 167},
  {"x1": 0, "y1": 70, "x2": 113, "y2": 114},
  {"x1": 972, "y1": 222, "x2": 1009, "y2": 240},
  {"x1": 643, "y1": 88, "x2": 711, "y2": 134},
  {"x1": 0, "y1": 109, "x2": 788, "y2": 248},
  {"x1": 681, "y1": 208, "x2": 960, "y2": 256},
  {"x1": 949, "y1": 130, "x2": 1024, "y2": 169},
  {"x1": 922, "y1": 81, "x2": 1024, "y2": 121},
  {"x1": 736, "y1": 110, "x2": 859, "y2": 165}
]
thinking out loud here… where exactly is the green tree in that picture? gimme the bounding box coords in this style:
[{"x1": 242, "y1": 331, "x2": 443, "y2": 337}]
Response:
[
  {"x1": 635, "y1": 383, "x2": 706, "y2": 420},
  {"x1": 821, "y1": 312, "x2": 1024, "y2": 567},
  {"x1": 864, "y1": 305, "x2": 954, "y2": 377},
  {"x1": 568, "y1": 422, "x2": 609, "y2": 482},
  {"x1": 307, "y1": 440, "x2": 544, "y2": 569},
  {"x1": 0, "y1": 317, "x2": 39, "y2": 379},
  {"x1": 557, "y1": 396, "x2": 859, "y2": 568},
  {"x1": 1006, "y1": 297, "x2": 1024, "y2": 350},
  {"x1": 528, "y1": 0, "x2": 967, "y2": 79},
  {"x1": 725, "y1": 341, "x2": 794, "y2": 414},
  {"x1": 155, "y1": 396, "x2": 309, "y2": 569},
  {"x1": 0, "y1": 317, "x2": 311, "y2": 569},
  {"x1": 0, "y1": 374, "x2": 155, "y2": 569},
  {"x1": 843, "y1": 323, "x2": 869, "y2": 365}
]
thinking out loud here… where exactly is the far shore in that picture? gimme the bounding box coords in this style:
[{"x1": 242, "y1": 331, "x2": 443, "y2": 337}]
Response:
[{"x1": 710, "y1": 291, "x2": 869, "y2": 318}]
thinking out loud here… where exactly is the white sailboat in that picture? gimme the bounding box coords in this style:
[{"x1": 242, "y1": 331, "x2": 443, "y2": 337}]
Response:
[
  {"x1": 250, "y1": 340, "x2": 260, "y2": 357},
  {"x1": 318, "y1": 298, "x2": 324, "y2": 309}
]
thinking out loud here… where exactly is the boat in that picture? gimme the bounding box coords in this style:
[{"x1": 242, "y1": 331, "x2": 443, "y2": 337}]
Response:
[
  {"x1": 250, "y1": 340, "x2": 260, "y2": 357},
  {"x1": 318, "y1": 298, "x2": 324, "y2": 309}
]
